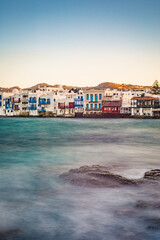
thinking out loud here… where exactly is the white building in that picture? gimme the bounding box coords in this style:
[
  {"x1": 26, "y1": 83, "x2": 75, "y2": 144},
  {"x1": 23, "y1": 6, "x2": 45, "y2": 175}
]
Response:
[{"x1": 131, "y1": 96, "x2": 160, "y2": 116}]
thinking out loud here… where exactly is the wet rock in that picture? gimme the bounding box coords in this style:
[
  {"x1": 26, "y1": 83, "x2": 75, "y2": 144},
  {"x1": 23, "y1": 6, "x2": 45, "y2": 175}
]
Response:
[
  {"x1": 60, "y1": 165, "x2": 141, "y2": 188},
  {"x1": 144, "y1": 169, "x2": 160, "y2": 180},
  {"x1": 114, "y1": 226, "x2": 148, "y2": 240},
  {"x1": 115, "y1": 209, "x2": 139, "y2": 216},
  {"x1": 145, "y1": 218, "x2": 160, "y2": 231},
  {"x1": 135, "y1": 200, "x2": 160, "y2": 209},
  {"x1": 60, "y1": 166, "x2": 160, "y2": 188},
  {"x1": 0, "y1": 228, "x2": 21, "y2": 240}
]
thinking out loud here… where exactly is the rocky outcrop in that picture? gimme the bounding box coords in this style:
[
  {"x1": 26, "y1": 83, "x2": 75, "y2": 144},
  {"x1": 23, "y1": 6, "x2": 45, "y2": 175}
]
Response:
[
  {"x1": 60, "y1": 165, "x2": 142, "y2": 188},
  {"x1": 144, "y1": 169, "x2": 160, "y2": 180},
  {"x1": 60, "y1": 165, "x2": 160, "y2": 188}
]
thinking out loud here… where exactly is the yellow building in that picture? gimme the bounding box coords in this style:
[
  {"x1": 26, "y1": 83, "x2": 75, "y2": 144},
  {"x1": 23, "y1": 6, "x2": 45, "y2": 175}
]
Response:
[{"x1": 84, "y1": 89, "x2": 106, "y2": 114}]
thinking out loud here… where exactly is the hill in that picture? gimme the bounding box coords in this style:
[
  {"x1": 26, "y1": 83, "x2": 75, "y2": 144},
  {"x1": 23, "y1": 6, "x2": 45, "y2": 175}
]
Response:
[{"x1": 0, "y1": 82, "x2": 152, "y2": 93}]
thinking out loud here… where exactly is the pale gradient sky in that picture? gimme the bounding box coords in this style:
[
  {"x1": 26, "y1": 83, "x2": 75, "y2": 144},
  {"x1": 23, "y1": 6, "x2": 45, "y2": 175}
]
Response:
[{"x1": 0, "y1": 0, "x2": 160, "y2": 88}]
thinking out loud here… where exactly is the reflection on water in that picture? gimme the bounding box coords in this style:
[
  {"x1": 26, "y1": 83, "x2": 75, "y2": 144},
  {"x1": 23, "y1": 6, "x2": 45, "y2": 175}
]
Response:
[{"x1": 0, "y1": 118, "x2": 160, "y2": 239}]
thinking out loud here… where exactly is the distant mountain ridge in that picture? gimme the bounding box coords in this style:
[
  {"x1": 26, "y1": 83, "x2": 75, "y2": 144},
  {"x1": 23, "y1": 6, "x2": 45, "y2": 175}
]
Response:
[
  {"x1": 86, "y1": 82, "x2": 151, "y2": 90},
  {"x1": 0, "y1": 82, "x2": 151, "y2": 93}
]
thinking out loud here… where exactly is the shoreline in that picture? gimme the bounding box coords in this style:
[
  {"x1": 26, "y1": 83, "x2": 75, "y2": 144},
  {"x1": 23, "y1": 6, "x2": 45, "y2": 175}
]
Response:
[{"x1": 0, "y1": 114, "x2": 160, "y2": 119}]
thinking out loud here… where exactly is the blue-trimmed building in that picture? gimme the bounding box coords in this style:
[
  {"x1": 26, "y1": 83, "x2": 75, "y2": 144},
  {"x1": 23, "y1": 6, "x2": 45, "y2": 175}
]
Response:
[
  {"x1": 4, "y1": 95, "x2": 14, "y2": 116},
  {"x1": 74, "y1": 91, "x2": 85, "y2": 113},
  {"x1": 38, "y1": 95, "x2": 52, "y2": 114},
  {"x1": 0, "y1": 93, "x2": 3, "y2": 115},
  {"x1": 28, "y1": 94, "x2": 38, "y2": 115},
  {"x1": 84, "y1": 89, "x2": 105, "y2": 114}
]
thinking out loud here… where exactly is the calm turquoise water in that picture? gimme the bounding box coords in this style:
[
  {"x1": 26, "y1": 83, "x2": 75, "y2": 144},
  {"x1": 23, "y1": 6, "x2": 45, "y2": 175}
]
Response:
[{"x1": 0, "y1": 118, "x2": 160, "y2": 240}]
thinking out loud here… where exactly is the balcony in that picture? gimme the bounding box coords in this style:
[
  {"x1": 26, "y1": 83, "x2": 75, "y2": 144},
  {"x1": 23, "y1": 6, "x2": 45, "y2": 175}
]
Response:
[
  {"x1": 6, "y1": 105, "x2": 13, "y2": 110},
  {"x1": 28, "y1": 106, "x2": 37, "y2": 110},
  {"x1": 133, "y1": 104, "x2": 160, "y2": 108},
  {"x1": 38, "y1": 109, "x2": 46, "y2": 112},
  {"x1": 89, "y1": 100, "x2": 99, "y2": 103},
  {"x1": 39, "y1": 99, "x2": 50, "y2": 105},
  {"x1": 74, "y1": 104, "x2": 83, "y2": 107},
  {"x1": 86, "y1": 108, "x2": 101, "y2": 111},
  {"x1": 29, "y1": 98, "x2": 36, "y2": 103},
  {"x1": 74, "y1": 97, "x2": 83, "y2": 101}
]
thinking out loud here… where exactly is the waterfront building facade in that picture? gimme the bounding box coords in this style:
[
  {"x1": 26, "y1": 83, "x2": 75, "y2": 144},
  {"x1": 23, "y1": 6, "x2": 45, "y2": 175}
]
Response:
[
  {"x1": 0, "y1": 92, "x2": 3, "y2": 116},
  {"x1": 84, "y1": 89, "x2": 105, "y2": 114},
  {"x1": 131, "y1": 96, "x2": 160, "y2": 116},
  {"x1": 74, "y1": 90, "x2": 85, "y2": 113},
  {"x1": 0, "y1": 85, "x2": 160, "y2": 117},
  {"x1": 57, "y1": 98, "x2": 75, "y2": 116},
  {"x1": 102, "y1": 100, "x2": 122, "y2": 113}
]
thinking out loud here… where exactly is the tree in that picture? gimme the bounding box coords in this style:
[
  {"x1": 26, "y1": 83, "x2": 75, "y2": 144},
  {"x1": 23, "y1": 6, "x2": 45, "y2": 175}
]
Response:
[{"x1": 151, "y1": 80, "x2": 160, "y2": 94}]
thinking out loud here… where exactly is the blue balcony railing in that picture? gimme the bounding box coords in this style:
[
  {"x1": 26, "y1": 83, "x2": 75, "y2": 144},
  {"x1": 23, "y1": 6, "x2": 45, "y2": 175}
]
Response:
[
  {"x1": 74, "y1": 104, "x2": 83, "y2": 107},
  {"x1": 39, "y1": 98, "x2": 50, "y2": 105},
  {"x1": 74, "y1": 96, "x2": 83, "y2": 101},
  {"x1": 28, "y1": 106, "x2": 37, "y2": 110},
  {"x1": 5, "y1": 104, "x2": 13, "y2": 110},
  {"x1": 38, "y1": 108, "x2": 46, "y2": 112},
  {"x1": 29, "y1": 98, "x2": 36, "y2": 103}
]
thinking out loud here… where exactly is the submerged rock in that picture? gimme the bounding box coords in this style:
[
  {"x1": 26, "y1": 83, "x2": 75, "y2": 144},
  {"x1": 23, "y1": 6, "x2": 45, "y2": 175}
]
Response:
[
  {"x1": 60, "y1": 165, "x2": 141, "y2": 188},
  {"x1": 135, "y1": 200, "x2": 160, "y2": 209},
  {"x1": 145, "y1": 218, "x2": 160, "y2": 231},
  {"x1": 0, "y1": 228, "x2": 21, "y2": 240}
]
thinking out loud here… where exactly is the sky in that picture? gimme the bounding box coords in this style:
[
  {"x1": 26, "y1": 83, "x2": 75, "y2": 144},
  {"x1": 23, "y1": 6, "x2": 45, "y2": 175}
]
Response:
[{"x1": 0, "y1": 0, "x2": 160, "y2": 88}]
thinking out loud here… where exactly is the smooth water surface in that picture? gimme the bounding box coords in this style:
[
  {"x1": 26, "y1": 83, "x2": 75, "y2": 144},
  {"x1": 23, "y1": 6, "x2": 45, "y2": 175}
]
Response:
[{"x1": 0, "y1": 118, "x2": 160, "y2": 240}]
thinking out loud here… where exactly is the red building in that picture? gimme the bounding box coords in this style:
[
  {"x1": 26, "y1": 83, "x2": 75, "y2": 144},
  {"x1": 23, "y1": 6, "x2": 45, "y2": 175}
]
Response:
[
  {"x1": 58, "y1": 102, "x2": 74, "y2": 109},
  {"x1": 102, "y1": 100, "x2": 122, "y2": 113}
]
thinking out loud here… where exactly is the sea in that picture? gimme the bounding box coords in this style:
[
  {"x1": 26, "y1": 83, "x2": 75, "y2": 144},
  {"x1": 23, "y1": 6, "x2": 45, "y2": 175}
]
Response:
[{"x1": 0, "y1": 117, "x2": 160, "y2": 240}]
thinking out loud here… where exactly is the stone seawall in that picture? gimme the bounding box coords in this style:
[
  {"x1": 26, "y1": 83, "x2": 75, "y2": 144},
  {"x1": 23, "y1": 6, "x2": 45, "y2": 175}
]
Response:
[{"x1": 75, "y1": 113, "x2": 131, "y2": 118}]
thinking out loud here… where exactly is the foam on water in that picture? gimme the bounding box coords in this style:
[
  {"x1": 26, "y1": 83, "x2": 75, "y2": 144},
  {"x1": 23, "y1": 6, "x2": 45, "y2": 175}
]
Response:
[{"x1": 0, "y1": 118, "x2": 160, "y2": 239}]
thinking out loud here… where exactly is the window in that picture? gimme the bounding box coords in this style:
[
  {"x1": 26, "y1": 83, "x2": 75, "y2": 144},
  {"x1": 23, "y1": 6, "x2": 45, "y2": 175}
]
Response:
[
  {"x1": 95, "y1": 94, "x2": 98, "y2": 102},
  {"x1": 86, "y1": 94, "x2": 89, "y2": 100},
  {"x1": 0, "y1": 102, "x2": 1, "y2": 106},
  {"x1": 95, "y1": 104, "x2": 97, "y2": 109},
  {"x1": 86, "y1": 104, "x2": 89, "y2": 109},
  {"x1": 99, "y1": 104, "x2": 102, "y2": 109},
  {"x1": 99, "y1": 94, "x2": 102, "y2": 100},
  {"x1": 91, "y1": 104, "x2": 93, "y2": 109},
  {"x1": 90, "y1": 94, "x2": 93, "y2": 102}
]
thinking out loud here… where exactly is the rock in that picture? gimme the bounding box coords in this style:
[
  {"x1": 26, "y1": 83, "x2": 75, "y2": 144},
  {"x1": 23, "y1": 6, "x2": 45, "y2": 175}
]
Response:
[
  {"x1": 60, "y1": 166, "x2": 160, "y2": 188},
  {"x1": 144, "y1": 169, "x2": 160, "y2": 180},
  {"x1": 115, "y1": 209, "x2": 139, "y2": 216},
  {"x1": 60, "y1": 165, "x2": 140, "y2": 188},
  {"x1": 135, "y1": 200, "x2": 160, "y2": 209},
  {"x1": 0, "y1": 228, "x2": 21, "y2": 240},
  {"x1": 145, "y1": 218, "x2": 160, "y2": 231}
]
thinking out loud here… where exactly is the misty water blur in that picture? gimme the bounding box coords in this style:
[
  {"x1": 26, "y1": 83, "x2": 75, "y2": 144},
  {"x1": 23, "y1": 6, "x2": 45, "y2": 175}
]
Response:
[{"x1": 0, "y1": 118, "x2": 160, "y2": 240}]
